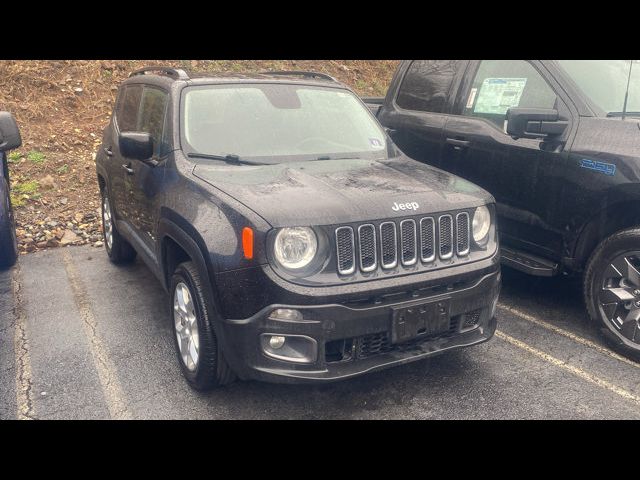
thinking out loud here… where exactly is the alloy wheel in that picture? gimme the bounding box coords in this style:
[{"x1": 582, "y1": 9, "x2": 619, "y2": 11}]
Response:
[
  {"x1": 102, "y1": 196, "x2": 113, "y2": 250},
  {"x1": 173, "y1": 282, "x2": 200, "y2": 371},
  {"x1": 598, "y1": 252, "x2": 640, "y2": 344}
]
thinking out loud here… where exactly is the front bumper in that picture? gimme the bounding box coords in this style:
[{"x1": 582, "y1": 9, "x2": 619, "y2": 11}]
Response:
[{"x1": 219, "y1": 266, "x2": 501, "y2": 384}]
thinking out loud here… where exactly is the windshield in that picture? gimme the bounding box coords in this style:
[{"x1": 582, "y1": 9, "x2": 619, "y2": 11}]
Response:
[
  {"x1": 557, "y1": 60, "x2": 640, "y2": 115},
  {"x1": 181, "y1": 84, "x2": 388, "y2": 161}
]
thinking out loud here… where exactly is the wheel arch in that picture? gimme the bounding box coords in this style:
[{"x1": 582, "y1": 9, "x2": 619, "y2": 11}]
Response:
[
  {"x1": 156, "y1": 209, "x2": 226, "y2": 317},
  {"x1": 573, "y1": 198, "x2": 640, "y2": 270}
]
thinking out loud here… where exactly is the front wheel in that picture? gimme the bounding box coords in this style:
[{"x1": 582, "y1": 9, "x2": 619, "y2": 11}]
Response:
[
  {"x1": 170, "y1": 261, "x2": 235, "y2": 390},
  {"x1": 0, "y1": 178, "x2": 18, "y2": 269},
  {"x1": 101, "y1": 188, "x2": 136, "y2": 264},
  {"x1": 584, "y1": 227, "x2": 640, "y2": 358}
]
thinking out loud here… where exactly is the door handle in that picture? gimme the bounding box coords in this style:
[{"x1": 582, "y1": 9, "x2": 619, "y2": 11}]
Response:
[
  {"x1": 122, "y1": 164, "x2": 134, "y2": 175},
  {"x1": 104, "y1": 146, "x2": 113, "y2": 157},
  {"x1": 445, "y1": 138, "x2": 471, "y2": 150}
]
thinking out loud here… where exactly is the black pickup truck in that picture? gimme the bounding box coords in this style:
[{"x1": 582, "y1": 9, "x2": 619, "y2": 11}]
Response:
[
  {"x1": 366, "y1": 60, "x2": 640, "y2": 356},
  {"x1": 0, "y1": 112, "x2": 21, "y2": 269},
  {"x1": 95, "y1": 67, "x2": 501, "y2": 389}
]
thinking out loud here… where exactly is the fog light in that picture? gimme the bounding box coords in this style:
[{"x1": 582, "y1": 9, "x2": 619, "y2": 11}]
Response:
[
  {"x1": 269, "y1": 308, "x2": 303, "y2": 322},
  {"x1": 269, "y1": 335, "x2": 286, "y2": 349},
  {"x1": 260, "y1": 334, "x2": 318, "y2": 364}
]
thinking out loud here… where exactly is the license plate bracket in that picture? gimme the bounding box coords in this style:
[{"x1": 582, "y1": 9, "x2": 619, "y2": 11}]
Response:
[{"x1": 391, "y1": 299, "x2": 451, "y2": 344}]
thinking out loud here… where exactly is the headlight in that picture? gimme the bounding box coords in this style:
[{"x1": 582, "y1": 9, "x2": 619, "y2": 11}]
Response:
[
  {"x1": 472, "y1": 205, "x2": 491, "y2": 244},
  {"x1": 273, "y1": 227, "x2": 318, "y2": 270}
]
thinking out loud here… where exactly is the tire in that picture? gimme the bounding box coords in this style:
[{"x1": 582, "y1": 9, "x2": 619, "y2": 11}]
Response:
[
  {"x1": 101, "y1": 188, "x2": 136, "y2": 264},
  {"x1": 584, "y1": 227, "x2": 640, "y2": 359},
  {"x1": 170, "y1": 261, "x2": 235, "y2": 390},
  {"x1": 0, "y1": 177, "x2": 18, "y2": 269}
]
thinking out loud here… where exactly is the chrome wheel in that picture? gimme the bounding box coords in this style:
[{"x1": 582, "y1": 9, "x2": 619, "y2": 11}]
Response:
[
  {"x1": 598, "y1": 252, "x2": 640, "y2": 344},
  {"x1": 102, "y1": 195, "x2": 113, "y2": 250},
  {"x1": 173, "y1": 282, "x2": 200, "y2": 371}
]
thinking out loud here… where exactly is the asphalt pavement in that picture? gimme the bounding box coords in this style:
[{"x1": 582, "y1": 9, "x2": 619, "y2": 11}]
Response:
[{"x1": 1, "y1": 245, "x2": 639, "y2": 419}]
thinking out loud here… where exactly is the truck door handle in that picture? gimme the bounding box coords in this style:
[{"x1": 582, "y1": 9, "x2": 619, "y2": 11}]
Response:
[
  {"x1": 104, "y1": 146, "x2": 113, "y2": 157},
  {"x1": 445, "y1": 138, "x2": 471, "y2": 150},
  {"x1": 122, "y1": 164, "x2": 134, "y2": 175}
]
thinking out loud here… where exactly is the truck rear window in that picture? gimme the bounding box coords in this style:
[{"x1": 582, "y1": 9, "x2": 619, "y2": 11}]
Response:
[{"x1": 396, "y1": 60, "x2": 460, "y2": 113}]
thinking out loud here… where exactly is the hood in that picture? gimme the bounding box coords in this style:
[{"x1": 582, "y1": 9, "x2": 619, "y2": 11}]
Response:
[{"x1": 193, "y1": 155, "x2": 493, "y2": 227}]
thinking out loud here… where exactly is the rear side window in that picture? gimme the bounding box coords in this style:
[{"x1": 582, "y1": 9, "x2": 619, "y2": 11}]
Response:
[
  {"x1": 396, "y1": 60, "x2": 459, "y2": 113},
  {"x1": 115, "y1": 85, "x2": 143, "y2": 131},
  {"x1": 462, "y1": 60, "x2": 557, "y2": 129},
  {"x1": 137, "y1": 87, "x2": 169, "y2": 157}
]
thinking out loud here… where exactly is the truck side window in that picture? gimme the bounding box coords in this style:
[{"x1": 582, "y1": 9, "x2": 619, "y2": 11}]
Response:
[
  {"x1": 137, "y1": 87, "x2": 169, "y2": 157},
  {"x1": 396, "y1": 60, "x2": 459, "y2": 113},
  {"x1": 462, "y1": 60, "x2": 557, "y2": 130},
  {"x1": 115, "y1": 85, "x2": 143, "y2": 132}
]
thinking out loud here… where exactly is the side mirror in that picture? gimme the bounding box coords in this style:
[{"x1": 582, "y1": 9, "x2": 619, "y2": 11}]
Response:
[
  {"x1": 0, "y1": 112, "x2": 22, "y2": 152},
  {"x1": 506, "y1": 108, "x2": 568, "y2": 140},
  {"x1": 119, "y1": 131, "x2": 153, "y2": 160}
]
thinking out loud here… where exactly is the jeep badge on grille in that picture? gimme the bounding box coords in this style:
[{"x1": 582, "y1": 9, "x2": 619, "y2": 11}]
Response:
[{"x1": 392, "y1": 201, "x2": 420, "y2": 211}]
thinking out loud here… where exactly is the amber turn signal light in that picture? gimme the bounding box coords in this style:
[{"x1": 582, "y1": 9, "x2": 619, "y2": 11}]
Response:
[{"x1": 242, "y1": 227, "x2": 254, "y2": 260}]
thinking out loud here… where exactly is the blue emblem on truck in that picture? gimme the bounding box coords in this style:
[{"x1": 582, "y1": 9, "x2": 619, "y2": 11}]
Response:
[{"x1": 580, "y1": 159, "x2": 616, "y2": 176}]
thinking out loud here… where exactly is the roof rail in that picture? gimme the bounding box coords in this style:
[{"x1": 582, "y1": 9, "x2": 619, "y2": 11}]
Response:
[
  {"x1": 261, "y1": 70, "x2": 338, "y2": 82},
  {"x1": 129, "y1": 66, "x2": 190, "y2": 80}
]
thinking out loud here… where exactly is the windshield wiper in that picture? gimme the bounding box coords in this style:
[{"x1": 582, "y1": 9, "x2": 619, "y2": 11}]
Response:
[
  {"x1": 606, "y1": 111, "x2": 640, "y2": 118},
  {"x1": 312, "y1": 155, "x2": 362, "y2": 161},
  {"x1": 187, "y1": 152, "x2": 269, "y2": 165}
]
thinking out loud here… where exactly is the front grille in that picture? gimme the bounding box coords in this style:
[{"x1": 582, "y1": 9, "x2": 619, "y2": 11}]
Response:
[
  {"x1": 326, "y1": 316, "x2": 460, "y2": 363},
  {"x1": 335, "y1": 226, "x2": 355, "y2": 275},
  {"x1": 380, "y1": 222, "x2": 397, "y2": 269},
  {"x1": 456, "y1": 212, "x2": 470, "y2": 256},
  {"x1": 400, "y1": 219, "x2": 417, "y2": 266},
  {"x1": 463, "y1": 308, "x2": 482, "y2": 328},
  {"x1": 335, "y1": 209, "x2": 473, "y2": 276},
  {"x1": 359, "y1": 332, "x2": 392, "y2": 358},
  {"x1": 439, "y1": 215, "x2": 453, "y2": 259},
  {"x1": 358, "y1": 224, "x2": 377, "y2": 272},
  {"x1": 420, "y1": 217, "x2": 435, "y2": 262}
]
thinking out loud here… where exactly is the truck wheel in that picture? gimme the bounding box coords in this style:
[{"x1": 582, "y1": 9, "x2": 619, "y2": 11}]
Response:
[
  {"x1": 0, "y1": 178, "x2": 18, "y2": 269},
  {"x1": 101, "y1": 189, "x2": 136, "y2": 264},
  {"x1": 170, "y1": 261, "x2": 235, "y2": 390},
  {"x1": 584, "y1": 227, "x2": 640, "y2": 358}
]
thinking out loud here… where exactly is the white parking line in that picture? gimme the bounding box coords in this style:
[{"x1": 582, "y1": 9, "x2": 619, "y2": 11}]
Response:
[
  {"x1": 12, "y1": 264, "x2": 35, "y2": 420},
  {"x1": 495, "y1": 330, "x2": 640, "y2": 407},
  {"x1": 62, "y1": 251, "x2": 131, "y2": 420},
  {"x1": 497, "y1": 303, "x2": 640, "y2": 369}
]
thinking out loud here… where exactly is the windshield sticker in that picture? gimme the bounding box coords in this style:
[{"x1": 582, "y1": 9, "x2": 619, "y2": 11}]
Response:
[
  {"x1": 466, "y1": 88, "x2": 478, "y2": 109},
  {"x1": 369, "y1": 138, "x2": 384, "y2": 149},
  {"x1": 580, "y1": 158, "x2": 616, "y2": 176},
  {"x1": 473, "y1": 78, "x2": 527, "y2": 115}
]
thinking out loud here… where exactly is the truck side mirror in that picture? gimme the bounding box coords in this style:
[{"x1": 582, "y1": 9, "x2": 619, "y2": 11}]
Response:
[
  {"x1": 506, "y1": 108, "x2": 568, "y2": 140},
  {"x1": 0, "y1": 112, "x2": 22, "y2": 152}
]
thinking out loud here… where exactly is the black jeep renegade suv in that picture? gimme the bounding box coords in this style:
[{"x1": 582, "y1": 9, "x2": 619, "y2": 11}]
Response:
[{"x1": 94, "y1": 67, "x2": 501, "y2": 389}]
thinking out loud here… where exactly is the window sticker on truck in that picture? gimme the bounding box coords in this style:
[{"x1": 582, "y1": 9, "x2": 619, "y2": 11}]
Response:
[
  {"x1": 466, "y1": 88, "x2": 478, "y2": 109},
  {"x1": 579, "y1": 158, "x2": 616, "y2": 176},
  {"x1": 474, "y1": 78, "x2": 527, "y2": 115}
]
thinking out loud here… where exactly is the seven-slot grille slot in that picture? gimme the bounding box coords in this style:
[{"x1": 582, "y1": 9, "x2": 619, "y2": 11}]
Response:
[
  {"x1": 358, "y1": 224, "x2": 377, "y2": 272},
  {"x1": 335, "y1": 226, "x2": 355, "y2": 275},
  {"x1": 456, "y1": 212, "x2": 470, "y2": 256},
  {"x1": 400, "y1": 219, "x2": 417, "y2": 266},
  {"x1": 438, "y1": 215, "x2": 453, "y2": 260},
  {"x1": 335, "y1": 211, "x2": 472, "y2": 275}
]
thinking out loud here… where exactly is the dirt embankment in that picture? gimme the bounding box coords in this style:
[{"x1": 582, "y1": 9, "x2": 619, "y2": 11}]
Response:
[{"x1": 0, "y1": 60, "x2": 398, "y2": 254}]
